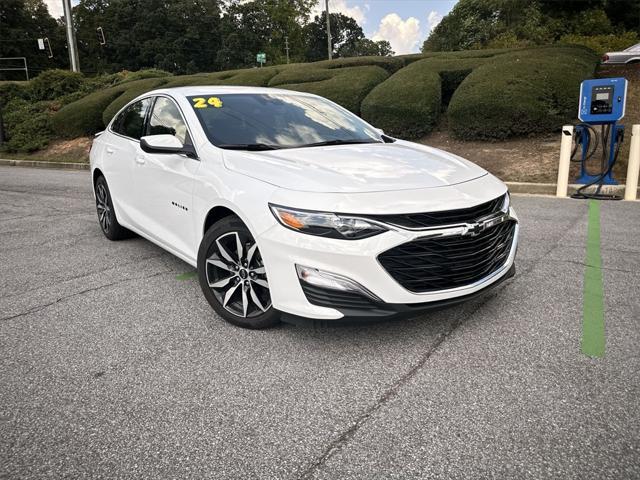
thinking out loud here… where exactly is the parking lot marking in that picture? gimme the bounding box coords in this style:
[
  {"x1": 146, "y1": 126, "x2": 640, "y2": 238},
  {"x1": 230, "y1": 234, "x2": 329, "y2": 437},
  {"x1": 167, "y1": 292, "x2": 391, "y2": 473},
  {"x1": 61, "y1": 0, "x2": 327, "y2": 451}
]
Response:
[
  {"x1": 582, "y1": 200, "x2": 605, "y2": 358},
  {"x1": 176, "y1": 271, "x2": 197, "y2": 281}
]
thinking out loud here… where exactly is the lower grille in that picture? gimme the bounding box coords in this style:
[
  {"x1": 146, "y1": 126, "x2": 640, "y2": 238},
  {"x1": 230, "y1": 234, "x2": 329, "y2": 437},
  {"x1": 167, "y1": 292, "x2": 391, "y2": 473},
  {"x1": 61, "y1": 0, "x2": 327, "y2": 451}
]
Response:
[
  {"x1": 300, "y1": 282, "x2": 379, "y2": 311},
  {"x1": 378, "y1": 220, "x2": 516, "y2": 293}
]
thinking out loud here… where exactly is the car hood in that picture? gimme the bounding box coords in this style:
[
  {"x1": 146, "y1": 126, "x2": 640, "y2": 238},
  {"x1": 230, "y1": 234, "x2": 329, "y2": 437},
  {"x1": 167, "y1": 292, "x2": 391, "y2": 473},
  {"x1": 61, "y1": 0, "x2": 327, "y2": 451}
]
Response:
[{"x1": 222, "y1": 142, "x2": 487, "y2": 193}]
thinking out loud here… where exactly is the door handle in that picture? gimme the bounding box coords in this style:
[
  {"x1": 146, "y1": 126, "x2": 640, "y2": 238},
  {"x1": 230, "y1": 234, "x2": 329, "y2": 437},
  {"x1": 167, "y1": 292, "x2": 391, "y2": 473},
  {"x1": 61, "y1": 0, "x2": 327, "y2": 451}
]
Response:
[
  {"x1": 135, "y1": 156, "x2": 146, "y2": 165},
  {"x1": 106, "y1": 147, "x2": 114, "y2": 154}
]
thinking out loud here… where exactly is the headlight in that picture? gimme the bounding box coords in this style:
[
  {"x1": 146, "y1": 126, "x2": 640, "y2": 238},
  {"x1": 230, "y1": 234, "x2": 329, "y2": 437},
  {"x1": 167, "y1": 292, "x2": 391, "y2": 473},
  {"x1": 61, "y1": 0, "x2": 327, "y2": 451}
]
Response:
[
  {"x1": 269, "y1": 204, "x2": 387, "y2": 240},
  {"x1": 501, "y1": 192, "x2": 510, "y2": 213}
]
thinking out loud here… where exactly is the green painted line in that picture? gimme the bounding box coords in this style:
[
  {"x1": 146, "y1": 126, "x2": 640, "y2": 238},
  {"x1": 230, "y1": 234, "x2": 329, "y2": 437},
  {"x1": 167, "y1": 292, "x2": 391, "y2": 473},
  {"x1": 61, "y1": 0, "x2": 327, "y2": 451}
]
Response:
[
  {"x1": 582, "y1": 200, "x2": 605, "y2": 358},
  {"x1": 176, "y1": 271, "x2": 197, "y2": 281}
]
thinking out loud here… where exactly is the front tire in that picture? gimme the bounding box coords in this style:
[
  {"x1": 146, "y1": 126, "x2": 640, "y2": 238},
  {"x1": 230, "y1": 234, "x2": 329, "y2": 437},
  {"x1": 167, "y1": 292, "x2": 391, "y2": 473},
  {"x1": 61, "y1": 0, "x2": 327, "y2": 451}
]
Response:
[
  {"x1": 94, "y1": 175, "x2": 132, "y2": 241},
  {"x1": 197, "y1": 216, "x2": 279, "y2": 329}
]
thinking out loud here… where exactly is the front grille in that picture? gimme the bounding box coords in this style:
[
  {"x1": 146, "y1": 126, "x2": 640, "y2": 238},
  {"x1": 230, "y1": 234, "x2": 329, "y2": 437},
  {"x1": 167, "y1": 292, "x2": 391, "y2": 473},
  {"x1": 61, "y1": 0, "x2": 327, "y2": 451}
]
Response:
[
  {"x1": 378, "y1": 220, "x2": 516, "y2": 293},
  {"x1": 366, "y1": 194, "x2": 506, "y2": 229}
]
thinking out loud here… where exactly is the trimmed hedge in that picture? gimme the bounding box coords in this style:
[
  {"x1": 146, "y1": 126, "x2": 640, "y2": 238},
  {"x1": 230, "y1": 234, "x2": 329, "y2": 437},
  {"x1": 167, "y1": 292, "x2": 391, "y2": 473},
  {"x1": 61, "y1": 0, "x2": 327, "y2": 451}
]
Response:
[
  {"x1": 101, "y1": 78, "x2": 167, "y2": 125},
  {"x1": 275, "y1": 65, "x2": 389, "y2": 114},
  {"x1": 312, "y1": 55, "x2": 405, "y2": 73},
  {"x1": 447, "y1": 46, "x2": 598, "y2": 140},
  {"x1": 36, "y1": 45, "x2": 598, "y2": 143},
  {"x1": 361, "y1": 57, "x2": 485, "y2": 138}
]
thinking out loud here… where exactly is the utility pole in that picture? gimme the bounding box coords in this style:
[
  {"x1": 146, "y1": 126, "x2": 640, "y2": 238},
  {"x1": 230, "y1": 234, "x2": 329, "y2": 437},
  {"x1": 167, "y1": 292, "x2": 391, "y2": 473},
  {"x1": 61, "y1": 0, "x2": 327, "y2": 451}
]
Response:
[
  {"x1": 284, "y1": 36, "x2": 290, "y2": 64},
  {"x1": 63, "y1": 0, "x2": 80, "y2": 72},
  {"x1": 325, "y1": 0, "x2": 332, "y2": 60}
]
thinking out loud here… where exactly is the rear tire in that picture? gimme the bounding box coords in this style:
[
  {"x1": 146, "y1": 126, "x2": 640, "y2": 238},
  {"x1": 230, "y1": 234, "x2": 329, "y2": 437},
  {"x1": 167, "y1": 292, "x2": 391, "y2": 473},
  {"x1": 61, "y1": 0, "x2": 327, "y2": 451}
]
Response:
[
  {"x1": 94, "y1": 175, "x2": 132, "y2": 241},
  {"x1": 198, "y1": 215, "x2": 280, "y2": 329}
]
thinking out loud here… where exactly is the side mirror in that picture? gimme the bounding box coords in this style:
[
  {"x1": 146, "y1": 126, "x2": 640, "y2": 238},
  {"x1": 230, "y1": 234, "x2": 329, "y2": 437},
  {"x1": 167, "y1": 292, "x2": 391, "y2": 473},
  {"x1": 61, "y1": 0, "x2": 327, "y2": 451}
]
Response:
[{"x1": 140, "y1": 135, "x2": 197, "y2": 159}]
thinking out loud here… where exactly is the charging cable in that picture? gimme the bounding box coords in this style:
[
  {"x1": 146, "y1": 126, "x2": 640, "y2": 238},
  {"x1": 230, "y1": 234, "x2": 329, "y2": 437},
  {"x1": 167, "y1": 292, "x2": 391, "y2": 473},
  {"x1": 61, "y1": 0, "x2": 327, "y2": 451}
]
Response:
[{"x1": 571, "y1": 124, "x2": 623, "y2": 201}]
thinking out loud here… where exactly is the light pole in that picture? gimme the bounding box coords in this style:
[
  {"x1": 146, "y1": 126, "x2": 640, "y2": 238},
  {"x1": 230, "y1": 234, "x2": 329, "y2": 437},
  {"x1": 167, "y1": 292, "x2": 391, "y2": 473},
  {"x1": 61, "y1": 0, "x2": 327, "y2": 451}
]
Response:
[
  {"x1": 62, "y1": 0, "x2": 80, "y2": 72},
  {"x1": 325, "y1": 0, "x2": 332, "y2": 60}
]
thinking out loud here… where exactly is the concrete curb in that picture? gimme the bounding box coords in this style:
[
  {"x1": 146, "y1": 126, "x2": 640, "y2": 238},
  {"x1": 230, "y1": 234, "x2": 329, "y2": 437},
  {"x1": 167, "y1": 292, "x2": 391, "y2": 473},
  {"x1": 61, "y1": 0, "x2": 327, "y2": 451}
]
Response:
[
  {"x1": 506, "y1": 181, "x2": 639, "y2": 198},
  {"x1": 1, "y1": 159, "x2": 637, "y2": 198},
  {"x1": 0, "y1": 158, "x2": 89, "y2": 170}
]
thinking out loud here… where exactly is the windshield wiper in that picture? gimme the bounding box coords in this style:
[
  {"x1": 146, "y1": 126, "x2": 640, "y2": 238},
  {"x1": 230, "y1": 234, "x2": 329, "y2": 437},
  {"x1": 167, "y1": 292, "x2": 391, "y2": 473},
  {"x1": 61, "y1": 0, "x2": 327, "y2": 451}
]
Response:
[
  {"x1": 297, "y1": 139, "x2": 383, "y2": 148},
  {"x1": 217, "y1": 143, "x2": 282, "y2": 151}
]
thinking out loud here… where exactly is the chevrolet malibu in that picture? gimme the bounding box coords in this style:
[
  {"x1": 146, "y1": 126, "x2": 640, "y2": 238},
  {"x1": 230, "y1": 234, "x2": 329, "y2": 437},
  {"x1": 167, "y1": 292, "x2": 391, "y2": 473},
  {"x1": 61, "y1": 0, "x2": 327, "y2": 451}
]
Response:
[{"x1": 90, "y1": 86, "x2": 518, "y2": 329}]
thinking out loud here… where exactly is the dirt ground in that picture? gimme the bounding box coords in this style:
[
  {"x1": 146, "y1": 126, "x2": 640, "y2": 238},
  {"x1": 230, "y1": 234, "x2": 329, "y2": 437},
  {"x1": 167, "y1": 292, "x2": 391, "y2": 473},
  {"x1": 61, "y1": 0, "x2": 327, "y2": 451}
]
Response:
[
  {"x1": 421, "y1": 64, "x2": 639, "y2": 184},
  {"x1": 3, "y1": 137, "x2": 92, "y2": 164}
]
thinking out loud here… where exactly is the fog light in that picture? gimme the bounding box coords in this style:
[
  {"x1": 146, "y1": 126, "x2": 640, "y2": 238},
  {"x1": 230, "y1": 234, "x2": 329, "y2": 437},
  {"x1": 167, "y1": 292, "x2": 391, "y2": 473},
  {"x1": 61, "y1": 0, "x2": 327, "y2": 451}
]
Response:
[{"x1": 296, "y1": 265, "x2": 381, "y2": 301}]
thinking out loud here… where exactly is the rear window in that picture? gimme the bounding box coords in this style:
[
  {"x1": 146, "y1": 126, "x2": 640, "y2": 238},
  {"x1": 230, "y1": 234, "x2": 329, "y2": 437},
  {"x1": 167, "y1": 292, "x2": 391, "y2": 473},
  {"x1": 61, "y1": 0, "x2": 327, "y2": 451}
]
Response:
[{"x1": 112, "y1": 98, "x2": 152, "y2": 140}]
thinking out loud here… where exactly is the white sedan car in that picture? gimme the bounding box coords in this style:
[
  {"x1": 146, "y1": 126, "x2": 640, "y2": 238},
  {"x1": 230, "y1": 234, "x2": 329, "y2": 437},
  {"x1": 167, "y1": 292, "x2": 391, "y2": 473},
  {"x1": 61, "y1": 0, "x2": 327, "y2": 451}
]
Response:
[
  {"x1": 602, "y1": 43, "x2": 640, "y2": 64},
  {"x1": 90, "y1": 86, "x2": 518, "y2": 328}
]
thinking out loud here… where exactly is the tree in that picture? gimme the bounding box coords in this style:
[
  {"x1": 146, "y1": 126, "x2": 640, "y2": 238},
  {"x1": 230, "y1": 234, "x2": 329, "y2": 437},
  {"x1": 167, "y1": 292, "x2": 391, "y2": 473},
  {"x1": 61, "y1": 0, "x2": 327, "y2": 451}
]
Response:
[
  {"x1": 337, "y1": 38, "x2": 394, "y2": 57},
  {"x1": 304, "y1": 11, "x2": 365, "y2": 61},
  {"x1": 73, "y1": 0, "x2": 225, "y2": 74},
  {"x1": 0, "y1": 0, "x2": 67, "y2": 79},
  {"x1": 422, "y1": 0, "x2": 637, "y2": 52},
  {"x1": 220, "y1": 0, "x2": 315, "y2": 67}
]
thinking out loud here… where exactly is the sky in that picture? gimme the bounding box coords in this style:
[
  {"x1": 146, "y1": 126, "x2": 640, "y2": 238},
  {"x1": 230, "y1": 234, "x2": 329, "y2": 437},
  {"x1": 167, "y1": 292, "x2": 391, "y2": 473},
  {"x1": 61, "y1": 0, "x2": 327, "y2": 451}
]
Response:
[
  {"x1": 310, "y1": 0, "x2": 458, "y2": 54},
  {"x1": 44, "y1": 0, "x2": 458, "y2": 55}
]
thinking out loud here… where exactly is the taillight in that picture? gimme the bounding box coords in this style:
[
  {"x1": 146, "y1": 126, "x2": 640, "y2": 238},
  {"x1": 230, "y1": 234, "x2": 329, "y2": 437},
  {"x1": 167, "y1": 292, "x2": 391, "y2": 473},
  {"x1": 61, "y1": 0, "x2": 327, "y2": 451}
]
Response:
[{"x1": 602, "y1": 54, "x2": 609, "y2": 62}]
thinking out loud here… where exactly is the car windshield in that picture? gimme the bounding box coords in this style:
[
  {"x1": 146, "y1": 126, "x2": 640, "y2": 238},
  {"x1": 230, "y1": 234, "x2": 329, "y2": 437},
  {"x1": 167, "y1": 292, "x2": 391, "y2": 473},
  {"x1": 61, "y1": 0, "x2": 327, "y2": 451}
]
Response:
[
  {"x1": 623, "y1": 43, "x2": 640, "y2": 52},
  {"x1": 187, "y1": 93, "x2": 382, "y2": 149}
]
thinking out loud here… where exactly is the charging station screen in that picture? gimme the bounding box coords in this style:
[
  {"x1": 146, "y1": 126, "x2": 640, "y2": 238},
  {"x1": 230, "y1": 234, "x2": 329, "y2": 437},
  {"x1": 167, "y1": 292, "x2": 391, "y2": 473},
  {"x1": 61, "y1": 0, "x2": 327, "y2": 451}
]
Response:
[{"x1": 590, "y1": 86, "x2": 613, "y2": 115}]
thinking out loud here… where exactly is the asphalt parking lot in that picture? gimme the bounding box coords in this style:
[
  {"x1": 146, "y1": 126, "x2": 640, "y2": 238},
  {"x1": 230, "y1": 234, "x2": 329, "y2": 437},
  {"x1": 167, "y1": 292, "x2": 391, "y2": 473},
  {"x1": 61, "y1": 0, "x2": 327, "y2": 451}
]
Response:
[{"x1": 1, "y1": 166, "x2": 639, "y2": 479}]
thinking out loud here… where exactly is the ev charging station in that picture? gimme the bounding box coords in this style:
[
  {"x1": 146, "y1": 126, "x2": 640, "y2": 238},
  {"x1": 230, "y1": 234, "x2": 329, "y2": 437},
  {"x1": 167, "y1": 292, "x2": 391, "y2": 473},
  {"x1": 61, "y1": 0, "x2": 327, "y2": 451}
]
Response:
[
  {"x1": 556, "y1": 76, "x2": 634, "y2": 200},
  {"x1": 574, "y1": 77, "x2": 627, "y2": 186}
]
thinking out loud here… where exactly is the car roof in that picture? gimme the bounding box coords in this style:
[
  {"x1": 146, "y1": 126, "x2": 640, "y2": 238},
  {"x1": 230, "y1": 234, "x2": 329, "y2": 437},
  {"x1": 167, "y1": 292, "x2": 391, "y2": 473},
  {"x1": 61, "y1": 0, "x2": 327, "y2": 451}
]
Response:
[{"x1": 151, "y1": 85, "x2": 316, "y2": 97}]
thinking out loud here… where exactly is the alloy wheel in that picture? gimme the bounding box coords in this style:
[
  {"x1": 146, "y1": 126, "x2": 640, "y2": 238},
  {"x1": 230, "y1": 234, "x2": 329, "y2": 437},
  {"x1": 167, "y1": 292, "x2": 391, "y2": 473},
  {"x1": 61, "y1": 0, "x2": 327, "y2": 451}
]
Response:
[
  {"x1": 96, "y1": 183, "x2": 111, "y2": 233},
  {"x1": 205, "y1": 231, "x2": 271, "y2": 318}
]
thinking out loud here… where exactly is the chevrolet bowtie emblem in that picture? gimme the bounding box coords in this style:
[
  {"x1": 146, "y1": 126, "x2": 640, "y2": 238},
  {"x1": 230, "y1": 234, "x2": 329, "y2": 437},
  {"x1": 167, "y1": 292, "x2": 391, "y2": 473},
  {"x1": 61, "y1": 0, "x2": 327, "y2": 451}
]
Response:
[
  {"x1": 468, "y1": 222, "x2": 485, "y2": 236},
  {"x1": 465, "y1": 214, "x2": 507, "y2": 236}
]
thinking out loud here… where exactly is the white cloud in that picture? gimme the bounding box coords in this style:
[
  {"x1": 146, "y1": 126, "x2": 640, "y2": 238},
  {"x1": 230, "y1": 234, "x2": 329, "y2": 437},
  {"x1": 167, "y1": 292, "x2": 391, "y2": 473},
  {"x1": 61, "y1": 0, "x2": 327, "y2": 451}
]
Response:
[
  {"x1": 311, "y1": 0, "x2": 367, "y2": 26},
  {"x1": 372, "y1": 13, "x2": 421, "y2": 55},
  {"x1": 427, "y1": 10, "x2": 443, "y2": 32},
  {"x1": 44, "y1": 0, "x2": 65, "y2": 18}
]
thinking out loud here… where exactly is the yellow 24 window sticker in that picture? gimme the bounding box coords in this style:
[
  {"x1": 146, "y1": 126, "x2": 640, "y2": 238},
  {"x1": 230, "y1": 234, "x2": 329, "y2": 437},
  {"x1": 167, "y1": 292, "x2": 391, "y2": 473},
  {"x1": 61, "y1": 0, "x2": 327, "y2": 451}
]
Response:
[{"x1": 192, "y1": 97, "x2": 223, "y2": 109}]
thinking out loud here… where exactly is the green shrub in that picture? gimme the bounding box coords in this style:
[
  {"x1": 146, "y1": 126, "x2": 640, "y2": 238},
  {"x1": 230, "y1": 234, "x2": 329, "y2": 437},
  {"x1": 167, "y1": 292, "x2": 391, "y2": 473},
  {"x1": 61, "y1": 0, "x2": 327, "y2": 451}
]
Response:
[
  {"x1": 447, "y1": 46, "x2": 598, "y2": 140},
  {"x1": 0, "y1": 82, "x2": 27, "y2": 108},
  {"x1": 313, "y1": 55, "x2": 405, "y2": 73},
  {"x1": 52, "y1": 85, "x2": 128, "y2": 138},
  {"x1": 268, "y1": 68, "x2": 333, "y2": 86},
  {"x1": 101, "y1": 78, "x2": 167, "y2": 125},
  {"x1": 28, "y1": 69, "x2": 85, "y2": 101},
  {"x1": 361, "y1": 56, "x2": 485, "y2": 138},
  {"x1": 116, "y1": 69, "x2": 172, "y2": 83},
  {"x1": 2, "y1": 98, "x2": 54, "y2": 152},
  {"x1": 163, "y1": 66, "x2": 282, "y2": 88},
  {"x1": 560, "y1": 31, "x2": 639, "y2": 56},
  {"x1": 277, "y1": 65, "x2": 389, "y2": 114},
  {"x1": 361, "y1": 60, "x2": 441, "y2": 138}
]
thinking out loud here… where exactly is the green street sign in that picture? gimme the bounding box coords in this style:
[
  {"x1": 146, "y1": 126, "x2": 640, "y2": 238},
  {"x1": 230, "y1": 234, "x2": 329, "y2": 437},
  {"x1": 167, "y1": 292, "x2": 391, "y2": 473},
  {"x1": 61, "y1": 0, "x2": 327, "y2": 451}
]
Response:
[{"x1": 256, "y1": 52, "x2": 266, "y2": 64}]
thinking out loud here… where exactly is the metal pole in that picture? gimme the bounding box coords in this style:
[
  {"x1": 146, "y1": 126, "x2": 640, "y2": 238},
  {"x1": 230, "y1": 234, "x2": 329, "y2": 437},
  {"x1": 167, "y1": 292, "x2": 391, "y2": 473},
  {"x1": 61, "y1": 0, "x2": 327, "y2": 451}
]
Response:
[
  {"x1": 63, "y1": 0, "x2": 80, "y2": 72},
  {"x1": 325, "y1": 0, "x2": 332, "y2": 60},
  {"x1": 556, "y1": 125, "x2": 573, "y2": 197},
  {"x1": 625, "y1": 124, "x2": 640, "y2": 201},
  {"x1": 285, "y1": 36, "x2": 290, "y2": 64}
]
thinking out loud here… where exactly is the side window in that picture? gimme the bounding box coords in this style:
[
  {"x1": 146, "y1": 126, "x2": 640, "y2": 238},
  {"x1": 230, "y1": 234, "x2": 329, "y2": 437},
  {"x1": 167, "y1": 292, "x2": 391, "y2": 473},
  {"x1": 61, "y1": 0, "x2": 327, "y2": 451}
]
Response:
[
  {"x1": 112, "y1": 98, "x2": 152, "y2": 140},
  {"x1": 147, "y1": 97, "x2": 189, "y2": 145}
]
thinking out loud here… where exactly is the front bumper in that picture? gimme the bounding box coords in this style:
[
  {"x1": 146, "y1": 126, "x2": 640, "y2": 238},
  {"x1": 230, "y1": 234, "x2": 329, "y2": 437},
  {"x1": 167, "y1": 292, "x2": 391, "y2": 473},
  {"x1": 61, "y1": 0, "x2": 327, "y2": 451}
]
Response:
[{"x1": 258, "y1": 206, "x2": 519, "y2": 321}]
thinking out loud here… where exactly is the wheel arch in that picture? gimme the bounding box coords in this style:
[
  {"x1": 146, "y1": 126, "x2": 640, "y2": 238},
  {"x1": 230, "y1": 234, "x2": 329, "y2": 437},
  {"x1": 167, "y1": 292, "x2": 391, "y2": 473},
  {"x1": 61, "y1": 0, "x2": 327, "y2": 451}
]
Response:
[
  {"x1": 92, "y1": 167, "x2": 104, "y2": 187},
  {"x1": 203, "y1": 205, "x2": 239, "y2": 236}
]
